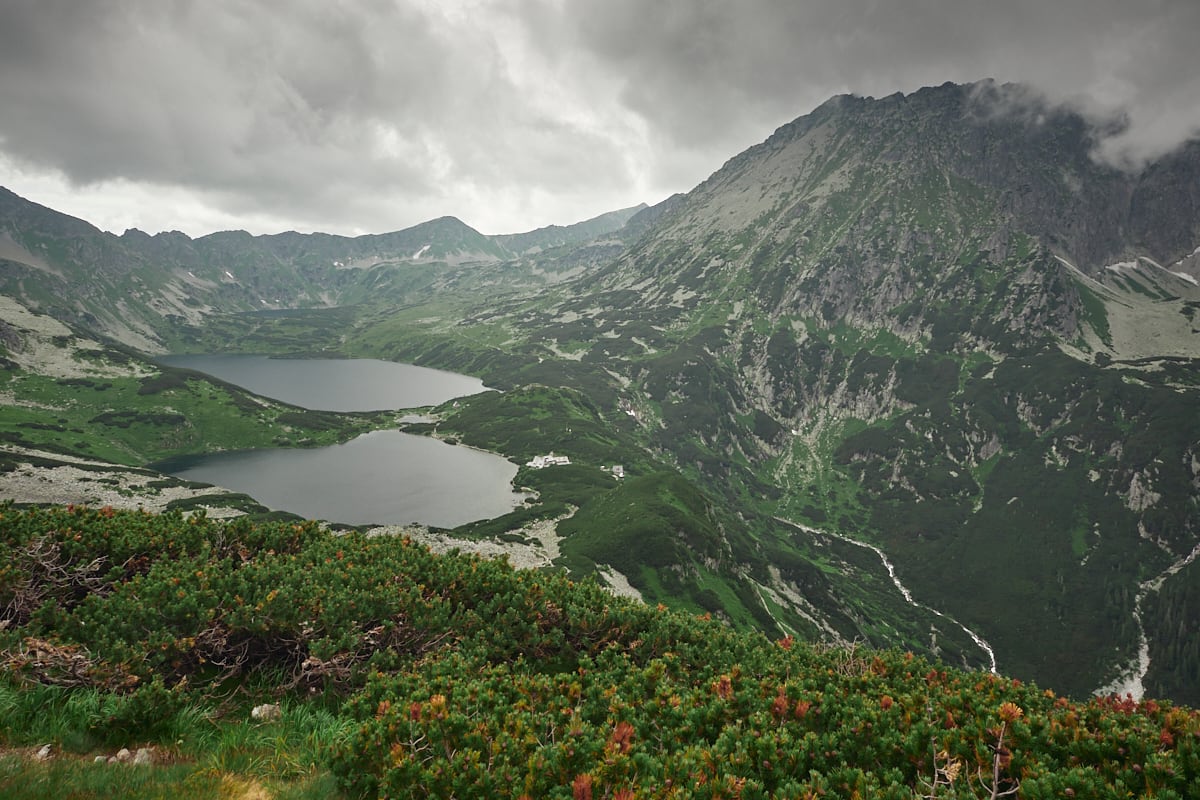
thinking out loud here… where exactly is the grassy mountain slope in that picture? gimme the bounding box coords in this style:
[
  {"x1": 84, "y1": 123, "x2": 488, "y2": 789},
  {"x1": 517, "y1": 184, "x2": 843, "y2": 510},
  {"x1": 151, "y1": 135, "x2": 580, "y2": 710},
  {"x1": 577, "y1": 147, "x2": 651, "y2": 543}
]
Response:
[
  {"x1": 415, "y1": 384, "x2": 990, "y2": 666},
  {"x1": 2, "y1": 506, "x2": 1197, "y2": 799},
  {"x1": 1, "y1": 81, "x2": 1197, "y2": 703},
  {"x1": 0, "y1": 189, "x2": 640, "y2": 352},
  {"x1": 492, "y1": 203, "x2": 646, "y2": 254},
  {"x1": 332, "y1": 82, "x2": 1200, "y2": 698}
]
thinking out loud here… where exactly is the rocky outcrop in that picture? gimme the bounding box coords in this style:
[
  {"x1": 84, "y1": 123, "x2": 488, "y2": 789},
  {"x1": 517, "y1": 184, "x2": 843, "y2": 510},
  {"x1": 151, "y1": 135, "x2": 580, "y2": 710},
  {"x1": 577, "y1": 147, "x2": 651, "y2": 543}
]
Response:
[
  {"x1": 1126, "y1": 469, "x2": 1163, "y2": 513},
  {"x1": 250, "y1": 703, "x2": 283, "y2": 722}
]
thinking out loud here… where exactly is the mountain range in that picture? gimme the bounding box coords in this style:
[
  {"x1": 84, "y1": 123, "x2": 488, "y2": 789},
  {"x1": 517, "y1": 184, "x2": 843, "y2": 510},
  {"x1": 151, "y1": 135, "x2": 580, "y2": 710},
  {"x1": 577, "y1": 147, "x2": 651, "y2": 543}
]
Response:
[{"x1": 1, "y1": 79, "x2": 1197, "y2": 704}]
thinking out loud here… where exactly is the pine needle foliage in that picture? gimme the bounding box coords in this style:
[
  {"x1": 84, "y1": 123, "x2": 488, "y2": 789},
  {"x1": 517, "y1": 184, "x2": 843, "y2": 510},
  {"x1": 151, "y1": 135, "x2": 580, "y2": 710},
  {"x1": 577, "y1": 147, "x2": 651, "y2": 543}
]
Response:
[{"x1": 2, "y1": 504, "x2": 1197, "y2": 798}]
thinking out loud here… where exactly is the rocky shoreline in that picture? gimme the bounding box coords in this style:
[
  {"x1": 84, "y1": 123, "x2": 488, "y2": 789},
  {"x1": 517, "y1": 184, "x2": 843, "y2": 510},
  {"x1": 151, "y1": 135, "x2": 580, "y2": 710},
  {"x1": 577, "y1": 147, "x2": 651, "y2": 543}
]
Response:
[
  {"x1": 1, "y1": 445, "x2": 645, "y2": 601},
  {"x1": 0, "y1": 445, "x2": 248, "y2": 517}
]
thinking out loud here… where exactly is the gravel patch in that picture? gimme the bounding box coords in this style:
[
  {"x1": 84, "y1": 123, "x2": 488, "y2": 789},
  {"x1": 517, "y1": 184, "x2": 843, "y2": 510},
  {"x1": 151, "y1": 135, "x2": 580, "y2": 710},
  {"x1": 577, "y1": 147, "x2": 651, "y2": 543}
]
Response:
[
  {"x1": 0, "y1": 445, "x2": 246, "y2": 518},
  {"x1": 596, "y1": 566, "x2": 644, "y2": 601},
  {"x1": 367, "y1": 508, "x2": 574, "y2": 571},
  {"x1": 1, "y1": 294, "x2": 152, "y2": 379}
]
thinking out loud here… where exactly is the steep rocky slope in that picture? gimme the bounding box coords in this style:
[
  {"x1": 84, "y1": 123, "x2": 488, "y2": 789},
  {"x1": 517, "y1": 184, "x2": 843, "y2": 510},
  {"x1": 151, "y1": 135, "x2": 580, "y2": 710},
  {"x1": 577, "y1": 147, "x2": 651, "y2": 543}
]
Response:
[{"x1": 489, "y1": 81, "x2": 1200, "y2": 699}]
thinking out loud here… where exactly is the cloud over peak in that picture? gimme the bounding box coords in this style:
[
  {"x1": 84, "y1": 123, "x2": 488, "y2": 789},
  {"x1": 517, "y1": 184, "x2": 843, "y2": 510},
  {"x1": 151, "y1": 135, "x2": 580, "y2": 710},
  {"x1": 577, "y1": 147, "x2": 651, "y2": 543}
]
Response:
[{"x1": 0, "y1": 0, "x2": 1196, "y2": 236}]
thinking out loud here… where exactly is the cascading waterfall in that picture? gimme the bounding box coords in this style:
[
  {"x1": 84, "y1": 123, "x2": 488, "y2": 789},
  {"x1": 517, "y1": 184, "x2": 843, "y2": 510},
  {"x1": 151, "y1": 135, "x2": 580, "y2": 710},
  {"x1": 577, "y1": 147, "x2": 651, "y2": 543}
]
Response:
[
  {"x1": 778, "y1": 518, "x2": 997, "y2": 672},
  {"x1": 1095, "y1": 541, "x2": 1200, "y2": 699}
]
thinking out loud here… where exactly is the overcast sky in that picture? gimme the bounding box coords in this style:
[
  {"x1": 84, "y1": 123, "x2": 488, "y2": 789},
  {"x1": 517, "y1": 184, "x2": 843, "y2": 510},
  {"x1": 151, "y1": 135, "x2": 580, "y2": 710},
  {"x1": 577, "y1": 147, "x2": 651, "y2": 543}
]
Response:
[{"x1": 1, "y1": 0, "x2": 1197, "y2": 238}]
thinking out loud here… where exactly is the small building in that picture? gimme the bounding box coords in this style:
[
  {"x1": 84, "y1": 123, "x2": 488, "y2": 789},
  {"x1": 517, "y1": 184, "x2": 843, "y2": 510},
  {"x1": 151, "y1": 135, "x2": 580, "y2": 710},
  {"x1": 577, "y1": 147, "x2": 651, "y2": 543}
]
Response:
[{"x1": 527, "y1": 453, "x2": 571, "y2": 469}]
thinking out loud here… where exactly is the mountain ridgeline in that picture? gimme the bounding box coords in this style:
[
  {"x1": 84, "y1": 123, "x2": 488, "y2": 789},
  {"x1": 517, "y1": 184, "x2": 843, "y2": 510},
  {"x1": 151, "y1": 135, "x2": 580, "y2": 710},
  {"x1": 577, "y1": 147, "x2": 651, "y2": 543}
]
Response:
[
  {"x1": 502, "y1": 80, "x2": 1200, "y2": 699},
  {"x1": 1, "y1": 80, "x2": 1198, "y2": 703},
  {"x1": 0, "y1": 188, "x2": 646, "y2": 350}
]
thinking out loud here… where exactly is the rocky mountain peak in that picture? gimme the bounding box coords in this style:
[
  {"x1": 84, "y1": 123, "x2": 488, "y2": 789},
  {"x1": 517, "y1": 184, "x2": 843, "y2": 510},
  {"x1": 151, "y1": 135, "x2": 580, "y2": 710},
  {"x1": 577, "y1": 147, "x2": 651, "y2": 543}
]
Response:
[{"x1": 574, "y1": 80, "x2": 1199, "y2": 361}]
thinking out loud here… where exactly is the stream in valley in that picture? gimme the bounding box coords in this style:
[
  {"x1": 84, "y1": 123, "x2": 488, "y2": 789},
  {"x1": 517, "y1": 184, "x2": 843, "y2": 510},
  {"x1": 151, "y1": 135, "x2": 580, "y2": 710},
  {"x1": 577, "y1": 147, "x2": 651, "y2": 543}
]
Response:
[
  {"x1": 778, "y1": 517, "x2": 998, "y2": 672},
  {"x1": 1096, "y1": 541, "x2": 1200, "y2": 700}
]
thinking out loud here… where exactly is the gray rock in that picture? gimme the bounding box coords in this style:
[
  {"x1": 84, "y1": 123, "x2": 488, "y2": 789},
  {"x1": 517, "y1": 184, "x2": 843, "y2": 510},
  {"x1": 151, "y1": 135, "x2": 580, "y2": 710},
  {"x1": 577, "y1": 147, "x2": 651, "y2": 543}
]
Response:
[
  {"x1": 133, "y1": 747, "x2": 154, "y2": 766},
  {"x1": 34, "y1": 744, "x2": 52, "y2": 760},
  {"x1": 250, "y1": 702, "x2": 282, "y2": 722}
]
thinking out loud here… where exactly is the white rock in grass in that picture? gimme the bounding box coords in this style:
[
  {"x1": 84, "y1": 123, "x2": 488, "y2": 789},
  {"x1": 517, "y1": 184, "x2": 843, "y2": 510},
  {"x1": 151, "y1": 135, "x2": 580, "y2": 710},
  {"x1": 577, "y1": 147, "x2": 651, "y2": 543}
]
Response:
[
  {"x1": 133, "y1": 747, "x2": 154, "y2": 765},
  {"x1": 251, "y1": 703, "x2": 282, "y2": 722},
  {"x1": 115, "y1": 748, "x2": 133, "y2": 763},
  {"x1": 34, "y1": 744, "x2": 52, "y2": 760}
]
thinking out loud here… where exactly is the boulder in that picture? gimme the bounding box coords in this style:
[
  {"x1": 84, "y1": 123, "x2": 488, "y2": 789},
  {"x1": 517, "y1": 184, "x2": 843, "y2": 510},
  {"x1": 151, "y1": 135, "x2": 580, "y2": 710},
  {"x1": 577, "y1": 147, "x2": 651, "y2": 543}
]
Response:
[{"x1": 250, "y1": 703, "x2": 282, "y2": 722}]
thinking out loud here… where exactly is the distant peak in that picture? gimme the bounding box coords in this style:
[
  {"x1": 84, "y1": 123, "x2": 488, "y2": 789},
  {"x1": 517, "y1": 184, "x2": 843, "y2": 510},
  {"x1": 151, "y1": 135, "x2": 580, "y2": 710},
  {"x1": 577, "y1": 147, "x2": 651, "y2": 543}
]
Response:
[{"x1": 428, "y1": 215, "x2": 468, "y2": 226}]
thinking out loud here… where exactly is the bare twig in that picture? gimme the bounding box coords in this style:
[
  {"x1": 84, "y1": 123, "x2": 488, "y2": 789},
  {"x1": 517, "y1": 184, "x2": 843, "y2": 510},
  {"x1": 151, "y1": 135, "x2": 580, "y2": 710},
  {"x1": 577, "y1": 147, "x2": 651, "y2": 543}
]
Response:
[
  {"x1": 976, "y1": 722, "x2": 1020, "y2": 799},
  {"x1": 2, "y1": 535, "x2": 111, "y2": 627},
  {"x1": 2, "y1": 636, "x2": 136, "y2": 691}
]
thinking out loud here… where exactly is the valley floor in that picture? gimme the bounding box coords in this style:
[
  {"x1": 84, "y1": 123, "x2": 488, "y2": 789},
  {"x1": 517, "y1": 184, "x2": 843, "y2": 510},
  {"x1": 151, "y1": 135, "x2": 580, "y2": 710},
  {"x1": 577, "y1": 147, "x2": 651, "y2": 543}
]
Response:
[{"x1": 0, "y1": 450, "x2": 647, "y2": 600}]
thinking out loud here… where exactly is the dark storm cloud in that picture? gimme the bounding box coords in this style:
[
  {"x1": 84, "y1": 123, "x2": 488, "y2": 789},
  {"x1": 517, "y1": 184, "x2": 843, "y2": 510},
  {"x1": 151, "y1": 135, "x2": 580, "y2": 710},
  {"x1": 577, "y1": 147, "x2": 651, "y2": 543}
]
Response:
[
  {"x1": 0, "y1": 0, "x2": 641, "y2": 233},
  {"x1": 0, "y1": 0, "x2": 1196, "y2": 236},
  {"x1": 554, "y1": 0, "x2": 1200, "y2": 174}
]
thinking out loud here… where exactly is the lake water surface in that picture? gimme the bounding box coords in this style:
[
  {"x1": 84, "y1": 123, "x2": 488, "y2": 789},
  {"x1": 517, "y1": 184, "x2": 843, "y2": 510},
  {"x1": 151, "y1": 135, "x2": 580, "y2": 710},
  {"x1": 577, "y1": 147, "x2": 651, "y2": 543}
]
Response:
[
  {"x1": 161, "y1": 430, "x2": 521, "y2": 528},
  {"x1": 155, "y1": 355, "x2": 520, "y2": 527},
  {"x1": 157, "y1": 354, "x2": 487, "y2": 411}
]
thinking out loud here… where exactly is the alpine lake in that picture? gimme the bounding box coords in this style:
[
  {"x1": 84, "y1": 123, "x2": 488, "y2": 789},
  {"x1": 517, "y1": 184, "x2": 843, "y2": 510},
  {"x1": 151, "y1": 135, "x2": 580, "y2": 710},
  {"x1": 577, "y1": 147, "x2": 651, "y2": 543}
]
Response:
[{"x1": 153, "y1": 355, "x2": 524, "y2": 528}]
